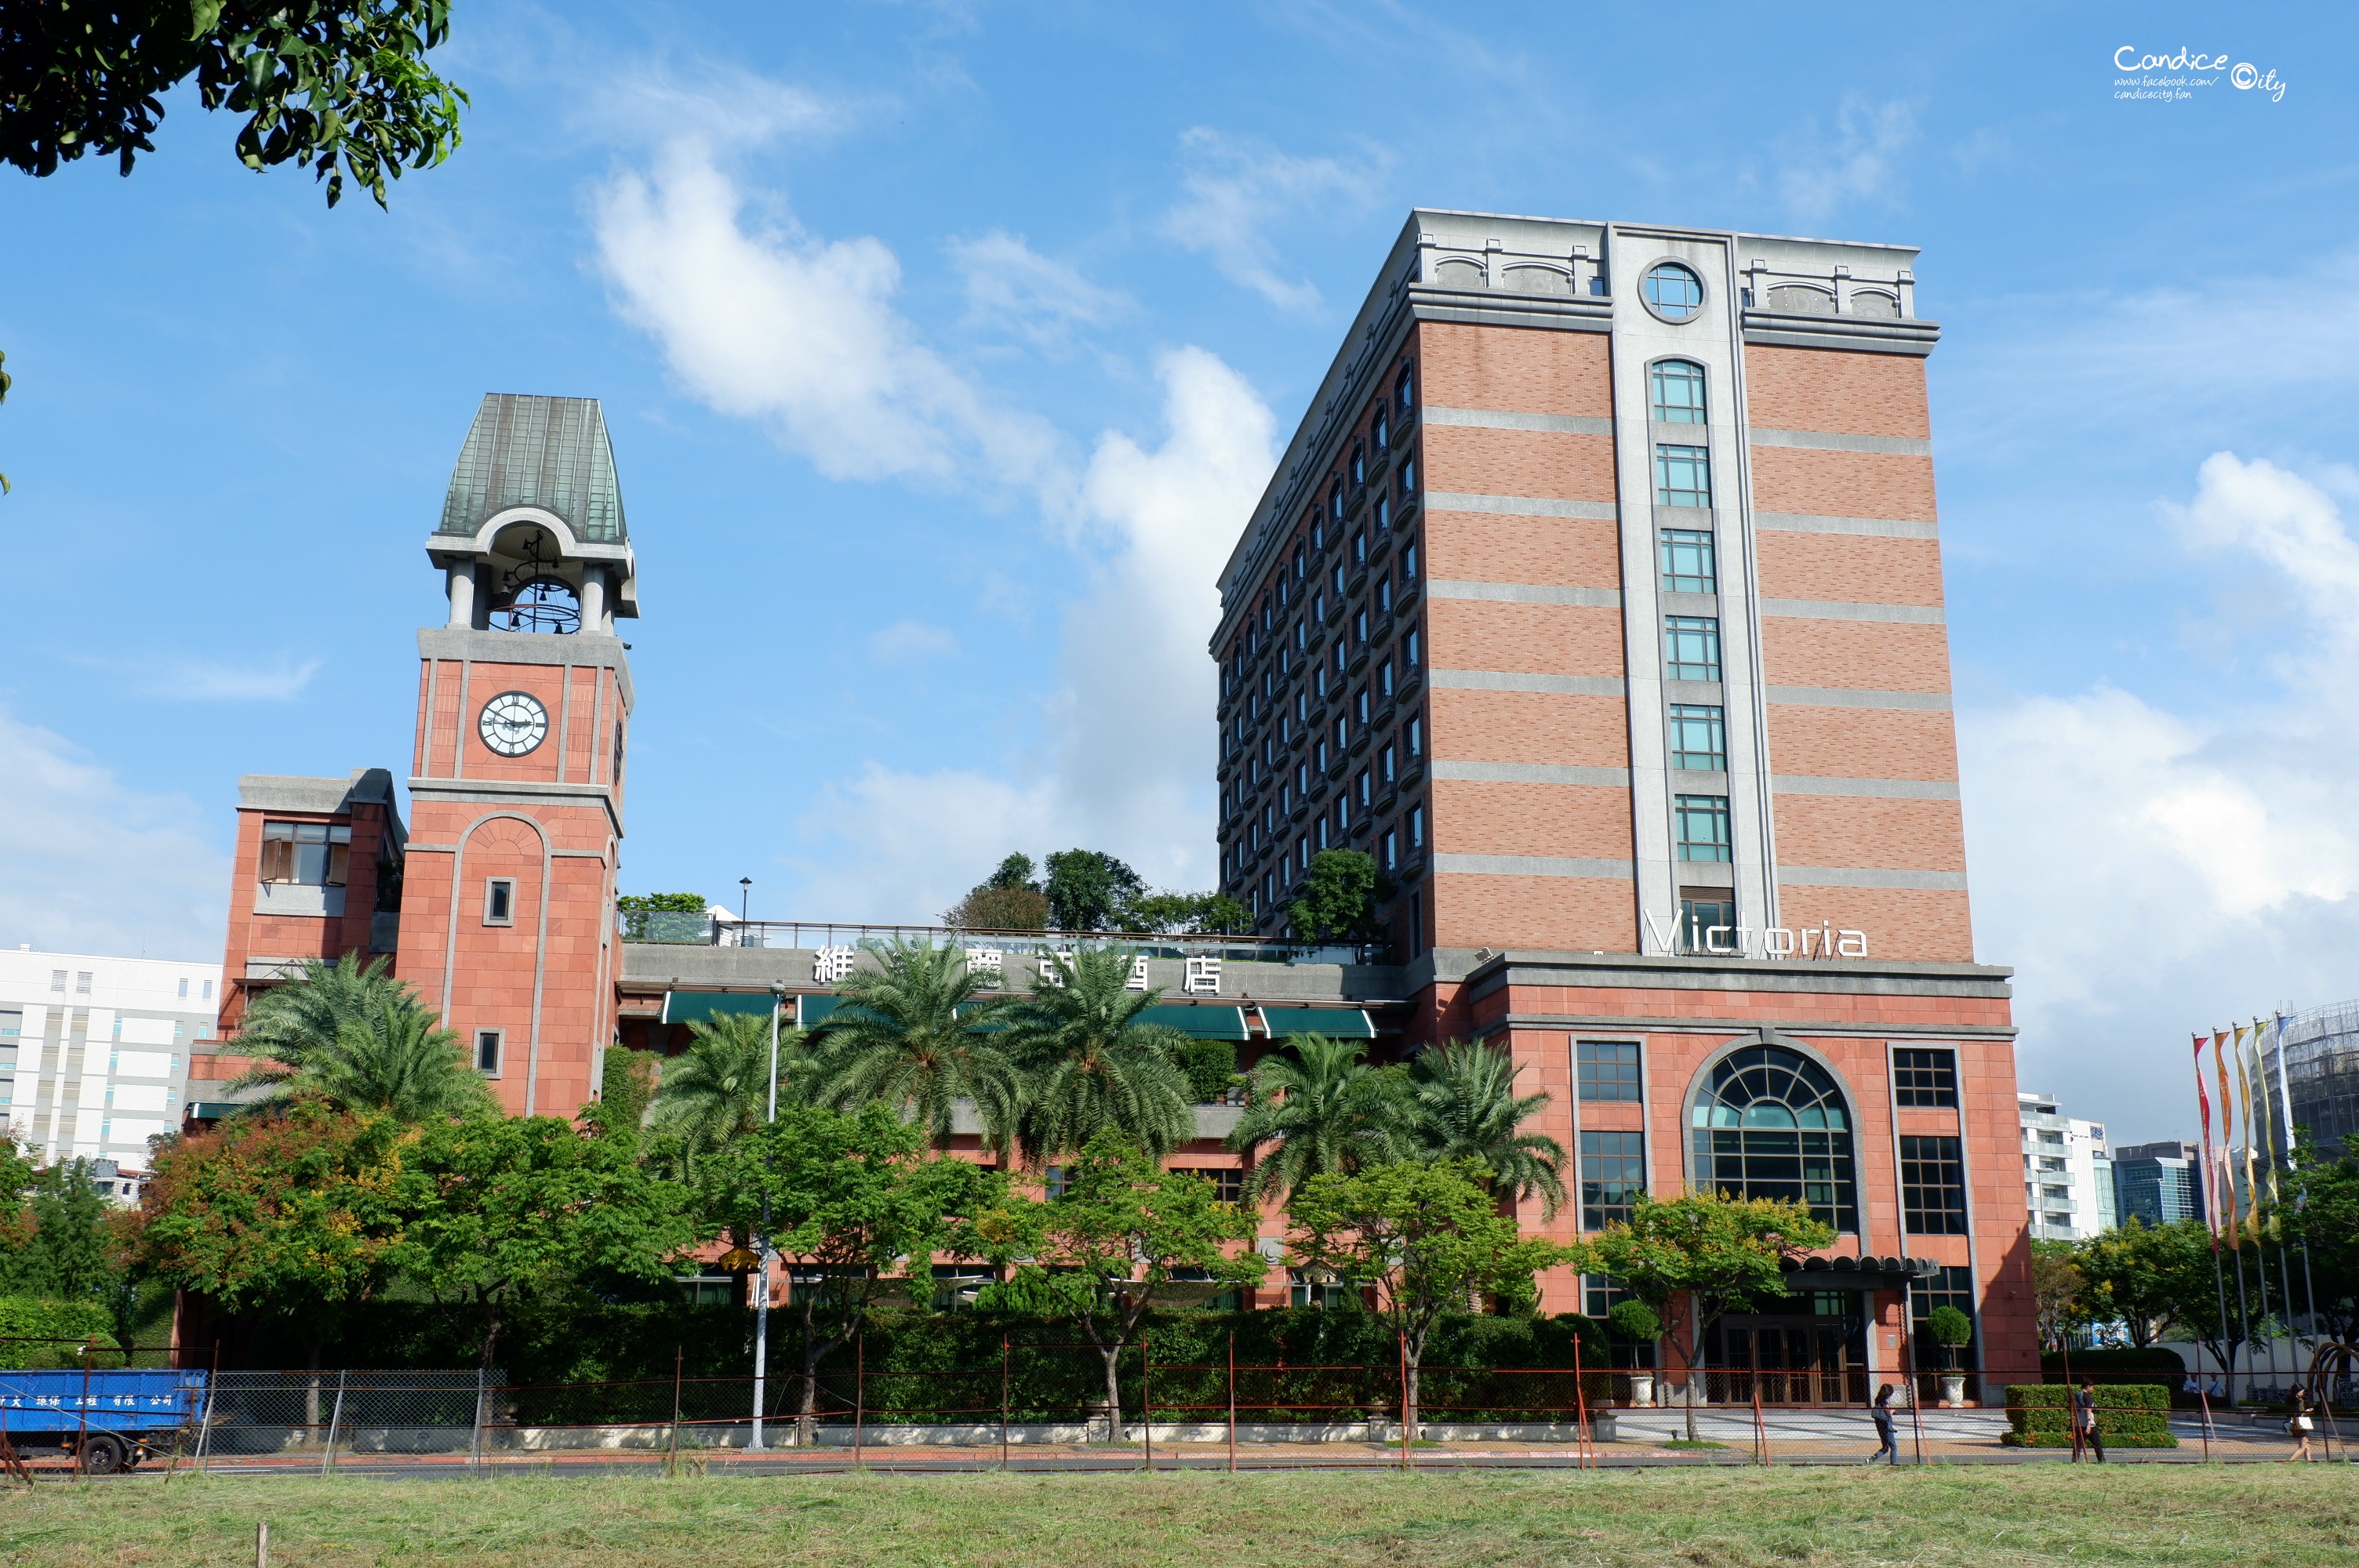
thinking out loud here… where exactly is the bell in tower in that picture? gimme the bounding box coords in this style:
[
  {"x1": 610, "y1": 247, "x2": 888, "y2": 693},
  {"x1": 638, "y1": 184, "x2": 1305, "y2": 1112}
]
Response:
[{"x1": 398, "y1": 394, "x2": 640, "y2": 1117}]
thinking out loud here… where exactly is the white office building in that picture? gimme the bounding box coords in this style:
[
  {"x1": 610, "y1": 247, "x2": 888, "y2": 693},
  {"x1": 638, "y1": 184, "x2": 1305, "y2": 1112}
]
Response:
[
  {"x1": 0, "y1": 947, "x2": 220, "y2": 1168},
  {"x1": 2019, "y1": 1091, "x2": 2117, "y2": 1241}
]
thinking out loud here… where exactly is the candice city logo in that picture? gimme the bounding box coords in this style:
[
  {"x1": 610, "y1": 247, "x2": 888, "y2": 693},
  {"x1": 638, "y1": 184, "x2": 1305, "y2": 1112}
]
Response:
[{"x1": 2113, "y1": 45, "x2": 2287, "y2": 103}]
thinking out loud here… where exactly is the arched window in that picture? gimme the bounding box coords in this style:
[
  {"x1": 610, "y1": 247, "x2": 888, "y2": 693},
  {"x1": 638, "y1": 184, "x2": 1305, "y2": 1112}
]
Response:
[
  {"x1": 1644, "y1": 261, "x2": 1705, "y2": 322},
  {"x1": 1651, "y1": 360, "x2": 1707, "y2": 424},
  {"x1": 1689, "y1": 1044, "x2": 1859, "y2": 1232}
]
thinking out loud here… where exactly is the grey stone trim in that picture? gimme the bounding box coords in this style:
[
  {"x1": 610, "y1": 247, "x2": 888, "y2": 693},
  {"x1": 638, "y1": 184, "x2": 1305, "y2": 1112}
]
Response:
[
  {"x1": 1746, "y1": 428, "x2": 1932, "y2": 457},
  {"x1": 1425, "y1": 492, "x2": 1619, "y2": 521},
  {"x1": 1444, "y1": 945, "x2": 2010, "y2": 998},
  {"x1": 1497, "y1": 1011, "x2": 2016, "y2": 1038},
  {"x1": 1771, "y1": 775, "x2": 1961, "y2": 800},
  {"x1": 1755, "y1": 510, "x2": 1941, "y2": 539},
  {"x1": 1739, "y1": 311, "x2": 1942, "y2": 357},
  {"x1": 1757, "y1": 598, "x2": 1945, "y2": 624},
  {"x1": 1765, "y1": 685, "x2": 1952, "y2": 711},
  {"x1": 1406, "y1": 287, "x2": 1614, "y2": 335},
  {"x1": 1433, "y1": 761, "x2": 1632, "y2": 786},
  {"x1": 1433, "y1": 853, "x2": 1636, "y2": 880},
  {"x1": 236, "y1": 771, "x2": 394, "y2": 815},
  {"x1": 1430, "y1": 579, "x2": 1623, "y2": 608},
  {"x1": 252, "y1": 882, "x2": 345, "y2": 919},
  {"x1": 1776, "y1": 866, "x2": 1971, "y2": 891},
  {"x1": 419, "y1": 626, "x2": 635, "y2": 712},
  {"x1": 407, "y1": 775, "x2": 623, "y2": 837},
  {"x1": 1431, "y1": 670, "x2": 1627, "y2": 696},
  {"x1": 1425, "y1": 405, "x2": 1614, "y2": 437}
]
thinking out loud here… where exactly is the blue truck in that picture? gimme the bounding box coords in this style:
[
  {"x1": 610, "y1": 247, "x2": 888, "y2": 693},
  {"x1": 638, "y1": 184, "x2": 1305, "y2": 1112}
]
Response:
[{"x1": 0, "y1": 1368, "x2": 209, "y2": 1473}]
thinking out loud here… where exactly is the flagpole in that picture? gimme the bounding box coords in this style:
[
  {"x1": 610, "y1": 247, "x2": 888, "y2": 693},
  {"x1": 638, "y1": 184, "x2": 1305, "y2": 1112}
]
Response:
[
  {"x1": 2270, "y1": 1011, "x2": 2313, "y2": 1378},
  {"x1": 2194, "y1": 1033, "x2": 2235, "y2": 1396}
]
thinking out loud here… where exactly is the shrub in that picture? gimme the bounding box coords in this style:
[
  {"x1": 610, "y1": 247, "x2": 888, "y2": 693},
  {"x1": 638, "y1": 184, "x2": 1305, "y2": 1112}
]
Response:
[
  {"x1": 0, "y1": 1298, "x2": 117, "y2": 1368},
  {"x1": 2001, "y1": 1382, "x2": 2177, "y2": 1447},
  {"x1": 1176, "y1": 1040, "x2": 1239, "y2": 1103}
]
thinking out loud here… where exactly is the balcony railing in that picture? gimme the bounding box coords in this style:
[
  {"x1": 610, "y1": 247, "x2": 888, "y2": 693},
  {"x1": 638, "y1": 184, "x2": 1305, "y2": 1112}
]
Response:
[{"x1": 618, "y1": 912, "x2": 1388, "y2": 967}]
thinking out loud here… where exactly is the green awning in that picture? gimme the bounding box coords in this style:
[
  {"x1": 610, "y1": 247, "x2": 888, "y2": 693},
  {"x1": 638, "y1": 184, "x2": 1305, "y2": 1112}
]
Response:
[
  {"x1": 1256, "y1": 1006, "x2": 1374, "y2": 1040},
  {"x1": 660, "y1": 991, "x2": 783, "y2": 1026},
  {"x1": 799, "y1": 995, "x2": 843, "y2": 1028},
  {"x1": 1135, "y1": 1004, "x2": 1249, "y2": 1040}
]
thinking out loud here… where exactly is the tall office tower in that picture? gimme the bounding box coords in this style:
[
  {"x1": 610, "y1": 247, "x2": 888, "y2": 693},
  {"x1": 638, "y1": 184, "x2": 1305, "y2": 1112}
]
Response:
[
  {"x1": 1215, "y1": 212, "x2": 1961, "y2": 963},
  {"x1": 398, "y1": 395, "x2": 640, "y2": 1116}
]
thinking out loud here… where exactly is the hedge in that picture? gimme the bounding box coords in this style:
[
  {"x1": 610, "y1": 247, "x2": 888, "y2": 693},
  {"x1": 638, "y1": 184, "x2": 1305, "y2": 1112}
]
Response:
[
  {"x1": 0, "y1": 1298, "x2": 118, "y2": 1369},
  {"x1": 2001, "y1": 1383, "x2": 2177, "y2": 1447}
]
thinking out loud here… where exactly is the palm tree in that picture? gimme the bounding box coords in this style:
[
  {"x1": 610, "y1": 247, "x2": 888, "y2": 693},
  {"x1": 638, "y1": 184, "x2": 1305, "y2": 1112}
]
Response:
[
  {"x1": 299, "y1": 1000, "x2": 495, "y2": 1121},
  {"x1": 998, "y1": 949, "x2": 1194, "y2": 1165},
  {"x1": 646, "y1": 1010, "x2": 820, "y2": 1167},
  {"x1": 1400, "y1": 1038, "x2": 1567, "y2": 1214},
  {"x1": 1223, "y1": 1033, "x2": 1407, "y2": 1202},
  {"x1": 227, "y1": 956, "x2": 488, "y2": 1122},
  {"x1": 812, "y1": 942, "x2": 1021, "y2": 1152}
]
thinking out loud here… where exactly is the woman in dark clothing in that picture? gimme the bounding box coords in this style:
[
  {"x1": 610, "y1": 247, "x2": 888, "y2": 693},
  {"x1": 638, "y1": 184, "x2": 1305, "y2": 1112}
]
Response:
[
  {"x1": 2073, "y1": 1377, "x2": 2106, "y2": 1463},
  {"x1": 1866, "y1": 1383, "x2": 1899, "y2": 1465}
]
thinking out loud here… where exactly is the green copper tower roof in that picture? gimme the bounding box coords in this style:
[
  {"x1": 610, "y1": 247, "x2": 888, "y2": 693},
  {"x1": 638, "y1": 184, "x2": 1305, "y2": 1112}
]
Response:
[{"x1": 438, "y1": 394, "x2": 627, "y2": 543}]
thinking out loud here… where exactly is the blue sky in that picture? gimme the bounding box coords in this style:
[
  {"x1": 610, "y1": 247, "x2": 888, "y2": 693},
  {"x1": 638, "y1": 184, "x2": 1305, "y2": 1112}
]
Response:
[{"x1": 4, "y1": 2, "x2": 2356, "y2": 1140}]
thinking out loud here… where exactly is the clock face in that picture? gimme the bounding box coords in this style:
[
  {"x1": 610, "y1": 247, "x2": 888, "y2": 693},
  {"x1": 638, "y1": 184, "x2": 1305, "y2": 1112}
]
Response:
[{"x1": 478, "y1": 691, "x2": 549, "y2": 757}]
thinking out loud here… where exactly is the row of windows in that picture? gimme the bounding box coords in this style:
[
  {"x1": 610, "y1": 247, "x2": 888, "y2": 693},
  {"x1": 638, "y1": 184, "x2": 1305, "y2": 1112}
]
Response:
[{"x1": 1573, "y1": 1043, "x2": 1968, "y2": 1237}]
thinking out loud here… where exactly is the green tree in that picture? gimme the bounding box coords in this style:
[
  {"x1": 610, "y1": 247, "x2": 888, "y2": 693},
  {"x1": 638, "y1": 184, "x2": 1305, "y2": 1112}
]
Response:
[
  {"x1": 2079, "y1": 1219, "x2": 2262, "y2": 1377},
  {"x1": 1285, "y1": 1158, "x2": 1571, "y2": 1432},
  {"x1": 278, "y1": 1000, "x2": 492, "y2": 1122},
  {"x1": 1173, "y1": 1039, "x2": 1239, "y2": 1105},
  {"x1": 1042, "y1": 850, "x2": 1144, "y2": 931},
  {"x1": 709, "y1": 1103, "x2": 1001, "y2": 1442},
  {"x1": 1124, "y1": 891, "x2": 1252, "y2": 935},
  {"x1": 230, "y1": 954, "x2": 409, "y2": 1073},
  {"x1": 645, "y1": 1009, "x2": 816, "y2": 1169},
  {"x1": 943, "y1": 883, "x2": 1050, "y2": 931},
  {"x1": 812, "y1": 942, "x2": 1020, "y2": 1154},
  {"x1": 1224, "y1": 1033, "x2": 1405, "y2": 1203},
  {"x1": 598, "y1": 1045, "x2": 660, "y2": 1133},
  {"x1": 1289, "y1": 850, "x2": 1385, "y2": 944},
  {"x1": 2029, "y1": 1237, "x2": 2092, "y2": 1352},
  {"x1": 973, "y1": 1131, "x2": 1263, "y2": 1442},
  {"x1": 393, "y1": 1112, "x2": 696, "y2": 1368},
  {"x1": 1924, "y1": 1305, "x2": 1975, "y2": 1371},
  {"x1": 2270, "y1": 1140, "x2": 2359, "y2": 1345},
  {"x1": 124, "y1": 1098, "x2": 410, "y2": 1375},
  {"x1": 2079, "y1": 1218, "x2": 2184, "y2": 1348},
  {"x1": 1584, "y1": 1192, "x2": 1835, "y2": 1440},
  {"x1": 1001, "y1": 950, "x2": 1193, "y2": 1164},
  {"x1": 1, "y1": 2, "x2": 467, "y2": 207},
  {"x1": 616, "y1": 892, "x2": 708, "y2": 942},
  {"x1": 1399, "y1": 1040, "x2": 1566, "y2": 1216},
  {"x1": 0, "y1": 1159, "x2": 159, "y2": 1349}
]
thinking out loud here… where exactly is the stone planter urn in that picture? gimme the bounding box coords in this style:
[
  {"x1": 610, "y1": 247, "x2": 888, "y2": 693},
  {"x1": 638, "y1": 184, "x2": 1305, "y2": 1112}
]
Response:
[
  {"x1": 1629, "y1": 1374, "x2": 1656, "y2": 1407},
  {"x1": 1939, "y1": 1374, "x2": 1967, "y2": 1408}
]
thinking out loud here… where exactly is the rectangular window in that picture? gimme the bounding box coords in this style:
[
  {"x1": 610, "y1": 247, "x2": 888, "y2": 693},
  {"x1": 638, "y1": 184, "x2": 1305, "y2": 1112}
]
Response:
[
  {"x1": 1576, "y1": 1040, "x2": 1642, "y2": 1102},
  {"x1": 1401, "y1": 542, "x2": 1419, "y2": 581},
  {"x1": 1381, "y1": 744, "x2": 1396, "y2": 785},
  {"x1": 1383, "y1": 829, "x2": 1398, "y2": 871},
  {"x1": 1674, "y1": 794, "x2": 1732, "y2": 862},
  {"x1": 475, "y1": 1029, "x2": 503, "y2": 1074},
  {"x1": 260, "y1": 821, "x2": 353, "y2": 885},
  {"x1": 1651, "y1": 360, "x2": 1707, "y2": 423},
  {"x1": 1909, "y1": 1265, "x2": 1978, "y2": 1370},
  {"x1": 1409, "y1": 804, "x2": 1425, "y2": 850},
  {"x1": 1663, "y1": 615, "x2": 1721, "y2": 681},
  {"x1": 1667, "y1": 704, "x2": 1726, "y2": 771},
  {"x1": 482, "y1": 879, "x2": 515, "y2": 926},
  {"x1": 1655, "y1": 443, "x2": 1711, "y2": 508},
  {"x1": 177, "y1": 978, "x2": 190, "y2": 999},
  {"x1": 1045, "y1": 1164, "x2": 1070, "y2": 1200},
  {"x1": 1181, "y1": 1168, "x2": 1245, "y2": 1204},
  {"x1": 1579, "y1": 1131, "x2": 1647, "y2": 1230},
  {"x1": 1678, "y1": 894, "x2": 1737, "y2": 954},
  {"x1": 1379, "y1": 659, "x2": 1394, "y2": 699},
  {"x1": 1405, "y1": 629, "x2": 1421, "y2": 668},
  {"x1": 1356, "y1": 771, "x2": 1372, "y2": 808},
  {"x1": 1900, "y1": 1136, "x2": 1969, "y2": 1235},
  {"x1": 75, "y1": 971, "x2": 93, "y2": 995},
  {"x1": 1658, "y1": 529, "x2": 1717, "y2": 594},
  {"x1": 203, "y1": 979, "x2": 215, "y2": 1001},
  {"x1": 1407, "y1": 717, "x2": 1423, "y2": 759},
  {"x1": 1354, "y1": 689, "x2": 1369, "y2": 726},
  {"x1": 1893, "y1": 1048, "x2": 1959, "y2": 1108}
]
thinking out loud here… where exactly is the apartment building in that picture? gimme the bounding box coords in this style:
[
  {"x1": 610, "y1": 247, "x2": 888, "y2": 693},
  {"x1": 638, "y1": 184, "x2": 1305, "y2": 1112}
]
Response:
[
  {"x1": 2111, "y1": 1138, "x2": 2205, "y2": 1228},
  {"x1": 0, "y1": 946, "x2": 217, "y2": 1167},
  {"x1": 2018, "y1": 1091, "x2": 2115, "y2": 1241}
]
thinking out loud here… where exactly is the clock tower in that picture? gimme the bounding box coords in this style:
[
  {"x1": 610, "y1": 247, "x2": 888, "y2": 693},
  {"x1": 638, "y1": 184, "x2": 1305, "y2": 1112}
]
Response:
[{"x1": 398, "y1": 394, "x2": 640, "y2": 1116}]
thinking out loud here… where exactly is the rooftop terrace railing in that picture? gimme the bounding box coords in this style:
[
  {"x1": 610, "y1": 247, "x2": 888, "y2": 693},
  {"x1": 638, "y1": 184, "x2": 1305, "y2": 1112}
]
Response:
[{"x1": 616, "y1": 912, "x2": 1387, "y2": 968}]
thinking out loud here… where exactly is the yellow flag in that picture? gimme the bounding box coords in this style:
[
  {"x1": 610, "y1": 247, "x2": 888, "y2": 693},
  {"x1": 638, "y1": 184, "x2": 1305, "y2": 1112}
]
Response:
[
  {"x1": 2252, "y1": 1018, "x2": 2284, "y2": 1239},
  {"x1": 2234, "y1": 1024, "x2": 2264, "y2": 1247},
  {"x1": 2212, "y1": 1029, "x2": 2241, "y2": 1241}
]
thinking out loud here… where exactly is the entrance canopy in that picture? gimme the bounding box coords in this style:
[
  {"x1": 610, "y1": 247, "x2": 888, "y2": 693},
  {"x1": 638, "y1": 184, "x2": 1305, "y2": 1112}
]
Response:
[
  {"x1": 660, "y1": 991, "x2": 782, "y2": 1027},
  {"x1": 1256, "y1": 1005, "x2": 1375, "y2": 1040}
]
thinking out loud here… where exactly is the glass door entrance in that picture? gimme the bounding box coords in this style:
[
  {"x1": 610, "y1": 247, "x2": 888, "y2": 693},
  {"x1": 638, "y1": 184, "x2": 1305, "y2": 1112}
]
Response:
[{"x1": 1707, "y1": 1299, "x2": 1870, "y2": 1404}]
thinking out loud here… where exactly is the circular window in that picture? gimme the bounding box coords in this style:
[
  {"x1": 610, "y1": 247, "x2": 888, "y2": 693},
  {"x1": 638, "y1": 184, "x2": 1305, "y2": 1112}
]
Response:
[{"x1": 1643, "y1": 261, "x2": 1705, "y2": 323}]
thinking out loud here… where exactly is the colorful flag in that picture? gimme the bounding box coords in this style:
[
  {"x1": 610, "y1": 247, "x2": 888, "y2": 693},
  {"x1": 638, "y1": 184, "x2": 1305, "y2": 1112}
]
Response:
[
  {"x1": 2192, "y1": 1031, "x2": 2219, "y2": 1240},
  {"x1": 2234, "y1": 1023, "x2": 2264, "y2": 1247},
  {"x1": 2274, "y1": 1011, "x2": 2299, "y2": 1170},
  {"x1": 2252, "y1": 1018, "x2": 2284, "y2": 1237},
  {"x1": 2213, "y1": 1029, "x2": 2241, "y2": 1243}
]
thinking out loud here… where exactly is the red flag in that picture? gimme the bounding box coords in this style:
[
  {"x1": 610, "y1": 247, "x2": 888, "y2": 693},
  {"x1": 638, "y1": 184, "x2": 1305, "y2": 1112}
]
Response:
[{"x1": 2193, "y1": 1033, "x2": 2220, "y2": 1250}]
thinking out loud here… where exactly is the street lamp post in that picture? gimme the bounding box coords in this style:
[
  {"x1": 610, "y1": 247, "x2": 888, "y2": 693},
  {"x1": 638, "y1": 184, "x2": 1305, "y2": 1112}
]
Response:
[
  {"x1": 749, "y1": 982, "x2": 785, "y2": 1448},
  {"x1": 739, "y1": 877, "x2": 753, "y2": 944}
]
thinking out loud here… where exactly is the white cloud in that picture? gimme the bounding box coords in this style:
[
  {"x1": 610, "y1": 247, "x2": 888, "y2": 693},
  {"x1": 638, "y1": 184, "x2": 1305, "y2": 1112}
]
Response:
[
  {"x1": 1776, "y1": 96, "x2": 1917, "y2": 222},
  {"x1": 867, "y1": 619, "x2": 961, "y2": 662},
  {"x1": 1963, "y1": 454, "x2": 2359, "y2": 1135},
  {"x1": 0, "y1": 708, "x2": 227, "y2": 961},
  {"x1": 593, "y1": 139, "x2": 1071, "y2": 497},
  {"x1": 145, "y1": 653, "x2": 322, "y2": 702},
  {"x1": 1159, "y1": 127, "x2": 1381, "y2": 311},
  {"x1": 949, "y1": 230, "x2": 1132, "y2": 350}
]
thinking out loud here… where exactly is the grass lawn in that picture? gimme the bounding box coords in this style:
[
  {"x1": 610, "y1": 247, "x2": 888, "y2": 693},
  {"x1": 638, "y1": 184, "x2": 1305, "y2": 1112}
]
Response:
[{"x1": 9, "y1": 1466, "x2": 2358, "y2": 1566}]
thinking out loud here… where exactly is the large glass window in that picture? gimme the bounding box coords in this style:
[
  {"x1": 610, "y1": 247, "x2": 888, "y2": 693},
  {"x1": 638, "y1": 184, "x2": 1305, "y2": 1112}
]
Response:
[
  {"x1": 1674, "y1": 794, "x2": 1732, "y2": 862},
  {"x1": 1664, "y1": 615, "x2": 1721, "y2": 680},
  {"x1": 1651, "y1": 360, "x2": 1707, "y2": 423},
  {"x1": 1688, "y1": 1044, "x2": 1859, "y2": 1232},
  {"x1": 1678, "y1": 894, "x2": 1737, "y2": 953},
  {"x1": 1580, "y1": 1131, "x2": 1647, "y2": 1230},
  {"x1": 1643, "y1": 261, "x2": 1705, "y2": 321},
  {"x1": 1656, "y1": 444, "x2": 1712, "y2": 508},
  {"x1": 1668, "y1": 704, "x2": 1726, "y2": 771},
  {"x1": 260, "y1": 821, "x2": 352, "y2": 885},
  {"x1": 1901, "y1": 1135, "x2": 1969, "y2": 1235},
  {"x1": 1659, "y1": 528, "x2": 1716, "y2": 593},
  {"x1": 1578, "y1": 1040, "x2": 1642, "y2": 1102},
  {"x1": 1910, "y1": 1265, "x2": 1978, "y2": 1370},
  {"x1": 1893, "y1": 1048, "x2": 1959, "y2": 1108}
]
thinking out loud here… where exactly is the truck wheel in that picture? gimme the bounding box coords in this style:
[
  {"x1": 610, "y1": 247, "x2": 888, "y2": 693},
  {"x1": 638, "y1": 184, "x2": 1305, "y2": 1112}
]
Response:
[{"x1": 81, "y1": 1435, "x2": 126, "y2": 1475}]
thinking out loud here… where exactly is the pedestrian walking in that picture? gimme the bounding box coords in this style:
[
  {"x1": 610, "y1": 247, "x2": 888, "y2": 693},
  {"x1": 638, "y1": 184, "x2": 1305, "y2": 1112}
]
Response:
[
  {"x1": 1866, "y1": 1383, "x2": 1899, "y2": 1465},
  {"x1": 2072, "y1": 1377, "x2": 2106, "y2": 1464},
  {"x1": 2286, "y1": 1388, "x2": 2316, "y2": 1463}
]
